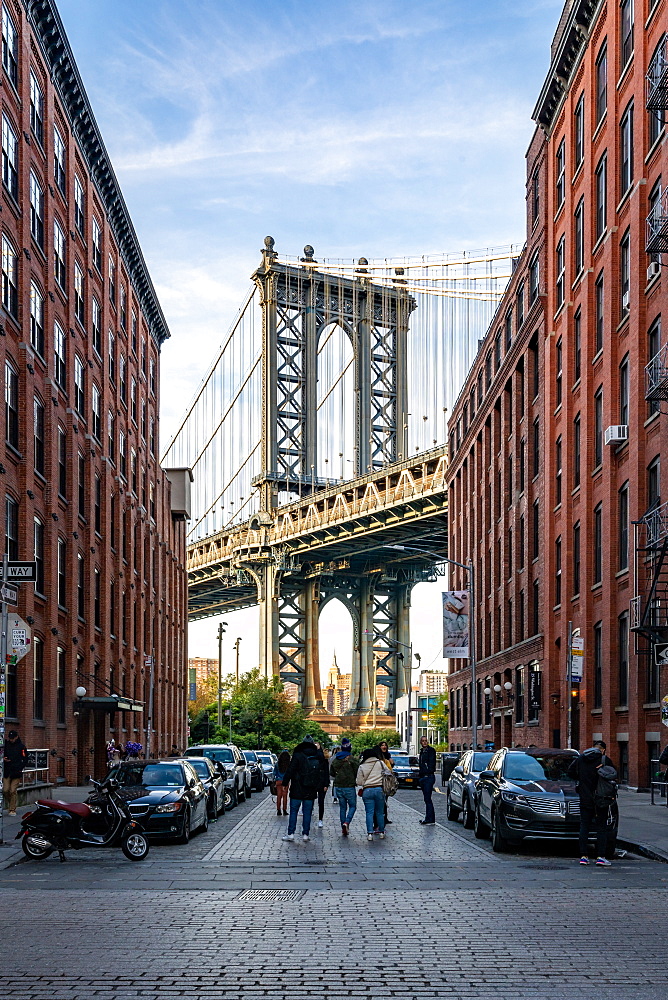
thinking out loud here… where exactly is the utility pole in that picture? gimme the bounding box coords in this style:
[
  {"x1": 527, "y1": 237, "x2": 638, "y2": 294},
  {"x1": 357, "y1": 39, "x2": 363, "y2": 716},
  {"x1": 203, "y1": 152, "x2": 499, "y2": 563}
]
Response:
[
  {"x1": 234, "y1": 637, "x2": 242, "y2": 686},
  {"x1": 217, "y1": 621, "x2": 227, "y2": 727}
]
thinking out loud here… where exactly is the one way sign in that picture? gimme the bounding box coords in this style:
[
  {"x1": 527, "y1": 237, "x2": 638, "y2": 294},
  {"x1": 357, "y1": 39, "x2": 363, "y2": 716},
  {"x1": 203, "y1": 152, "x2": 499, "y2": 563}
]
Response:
[{"x1": 3, "y1": 561, "x2": 37, "y2": 581}]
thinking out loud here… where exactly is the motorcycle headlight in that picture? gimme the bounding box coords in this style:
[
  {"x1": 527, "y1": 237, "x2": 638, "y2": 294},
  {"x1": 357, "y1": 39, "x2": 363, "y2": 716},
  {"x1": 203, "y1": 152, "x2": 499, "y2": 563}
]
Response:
[
  {"x1": 154, "y1": 802, "x2": 183, "y2": 813},
  {"x1": 501, "y1": 791, "x2": 527, "y2": 804}
]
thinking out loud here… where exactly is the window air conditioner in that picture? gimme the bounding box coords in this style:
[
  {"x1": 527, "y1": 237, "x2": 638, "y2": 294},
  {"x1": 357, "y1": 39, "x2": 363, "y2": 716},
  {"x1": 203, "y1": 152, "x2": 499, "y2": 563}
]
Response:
[
  {"x1": 622, "y1": 291, "x2": 630, "y2": 311},
  {"x1": 647, "y1": 261, "x2": 661, "y2": 281},
  {"x1": 604, "y1": 425, "x2": 628, "y2": 446}
]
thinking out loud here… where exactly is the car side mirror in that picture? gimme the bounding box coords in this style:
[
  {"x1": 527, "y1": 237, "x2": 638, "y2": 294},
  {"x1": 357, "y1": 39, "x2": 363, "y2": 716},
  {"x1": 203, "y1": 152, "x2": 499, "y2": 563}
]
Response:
[
  {"x1": 454, "y1": 765, "x2": 464, "y2": 775},
  {"x1": 478, "y1": 770, "x2": 495, "y2": 780},
  {"x1": 409, "y1": 756, "x2": 419, "y2": 767}
]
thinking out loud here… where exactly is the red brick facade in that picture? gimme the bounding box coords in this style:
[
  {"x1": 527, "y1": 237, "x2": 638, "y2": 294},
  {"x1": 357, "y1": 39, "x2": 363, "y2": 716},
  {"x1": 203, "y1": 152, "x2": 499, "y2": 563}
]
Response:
[
  {"x1": 446, "y1": 0, "x2": 668, "y2": 786},
  {"x1": 1, "y1": 1, "x2": 188, "y2": 783}
]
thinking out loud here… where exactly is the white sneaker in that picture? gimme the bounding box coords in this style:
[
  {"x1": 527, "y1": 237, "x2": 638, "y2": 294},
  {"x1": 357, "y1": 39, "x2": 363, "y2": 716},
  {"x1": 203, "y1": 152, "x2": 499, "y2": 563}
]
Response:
[
  {"x1": 302, "y1": 834, "x2": 310, "y2": 842},
  {"x1": 379, "y1": 832, "x2": 385, "y2": 839},
  {"x1": 8, "y1": 811, "x2": 16, "y2": 817},
  {"x1": 282, "y1": 834, "x2": 294, "y2": 842},
  {"x1": 318, "y1": 820, "x2": 323, "y2": 828},
  {"x1": 595, "y1": 857, "x2": 612, "y2": 867},
  {"x1": 367, "y1": 833, "x2": 374, "y2": 841}
]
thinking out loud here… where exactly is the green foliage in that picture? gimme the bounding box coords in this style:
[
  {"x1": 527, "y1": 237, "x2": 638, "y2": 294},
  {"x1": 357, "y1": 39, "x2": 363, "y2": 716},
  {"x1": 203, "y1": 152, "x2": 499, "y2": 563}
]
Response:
[
  {"x1": 338, "y1": 728, "x2": 402, "y2": 755},
  {"x1": 429, "y1": 694, "x2": 449, "y2": 745}
]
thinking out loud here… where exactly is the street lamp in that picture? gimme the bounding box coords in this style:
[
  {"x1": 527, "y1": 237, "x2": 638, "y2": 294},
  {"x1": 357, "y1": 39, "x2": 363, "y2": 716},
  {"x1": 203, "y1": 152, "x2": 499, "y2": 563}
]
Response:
[{"x1": 384, "y1": 544, "x2": 478, "y2": 749}]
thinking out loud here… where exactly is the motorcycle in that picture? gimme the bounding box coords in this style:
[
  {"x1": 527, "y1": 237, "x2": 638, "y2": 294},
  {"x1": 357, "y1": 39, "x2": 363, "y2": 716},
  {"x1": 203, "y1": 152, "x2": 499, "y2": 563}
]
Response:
[{"x1": 16, "y1": 775, "x2": 150, "y2": 862}]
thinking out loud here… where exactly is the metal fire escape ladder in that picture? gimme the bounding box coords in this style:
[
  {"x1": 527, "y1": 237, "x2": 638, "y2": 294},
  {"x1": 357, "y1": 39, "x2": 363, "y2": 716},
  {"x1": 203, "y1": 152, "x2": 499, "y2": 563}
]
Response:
[{"x1": 632, "y1": 501, "x2": 668, "y2": 643}]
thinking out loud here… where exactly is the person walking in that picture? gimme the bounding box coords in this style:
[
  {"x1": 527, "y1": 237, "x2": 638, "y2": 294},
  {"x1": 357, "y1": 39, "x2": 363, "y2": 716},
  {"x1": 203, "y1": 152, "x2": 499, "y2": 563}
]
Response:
[
  {"x1": 3, "y1": 730, "x2": 27, "y2": 816},
  {"x1": 281, "y1": 735, "x2": 326, "y2": 842},
  {"x1": 378, "y1": 740, "x2": 394, "y2": 825},
  {"x1": 314, "y1": 742, "x2": 330, "y2": 828},
  {"x1": 329, "y1": 738, "x2": 359, "y2": 836},
  {"x1": 274, "y1": 750, "x2": 291, "y2": 817},
  {"x1": 568, "y1": 740, "x2": 617, "y2": 866},
  {"x1": 418, "y1": 734, "x2": 437, "y2": 825},
  {"x1": 356, "y1": 747, "x2": 386, "y2": 841}
]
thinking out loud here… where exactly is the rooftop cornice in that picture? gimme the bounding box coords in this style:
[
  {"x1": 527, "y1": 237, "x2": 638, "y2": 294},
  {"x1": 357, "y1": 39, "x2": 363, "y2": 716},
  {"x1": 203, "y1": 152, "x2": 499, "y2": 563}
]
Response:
[
  {"x1": 24, "y1": 0, "x2": 170, "y2": 345},
  {"x1": 532, "y1": 0, "x2": 603, "y2": 133}
]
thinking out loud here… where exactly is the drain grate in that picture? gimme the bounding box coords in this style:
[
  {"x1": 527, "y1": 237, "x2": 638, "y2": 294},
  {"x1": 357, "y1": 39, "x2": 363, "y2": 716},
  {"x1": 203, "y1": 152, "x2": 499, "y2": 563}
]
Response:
[{"x1": 237, "y1": 889, "x2": 305, "y2": 901}]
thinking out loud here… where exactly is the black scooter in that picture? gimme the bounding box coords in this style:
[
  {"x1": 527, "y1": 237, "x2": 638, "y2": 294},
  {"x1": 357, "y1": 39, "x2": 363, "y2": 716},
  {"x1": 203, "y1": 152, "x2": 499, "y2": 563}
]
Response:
[{"x1": 17, "y1": 775, "x2": 150, "y2": 862}]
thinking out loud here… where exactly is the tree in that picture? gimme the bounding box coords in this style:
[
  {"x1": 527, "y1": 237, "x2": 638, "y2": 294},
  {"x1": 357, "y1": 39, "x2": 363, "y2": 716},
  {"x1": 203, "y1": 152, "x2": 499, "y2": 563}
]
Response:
[
  {"x1": 339, "y1": 728, "x2": 402, "y2": 755},
  {"x1": 428, "y1": 694, "x2": 449, "y2": 746}
]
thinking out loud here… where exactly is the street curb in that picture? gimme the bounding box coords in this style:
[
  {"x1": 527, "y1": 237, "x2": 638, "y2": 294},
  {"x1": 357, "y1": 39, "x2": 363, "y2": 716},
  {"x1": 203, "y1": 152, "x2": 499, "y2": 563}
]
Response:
[
  {"x1": 617, "y1": 837, "x2": 668, "y2": 864},
  {"x1": 0, "y1": 847, "x2": 24, "y2": 869}
]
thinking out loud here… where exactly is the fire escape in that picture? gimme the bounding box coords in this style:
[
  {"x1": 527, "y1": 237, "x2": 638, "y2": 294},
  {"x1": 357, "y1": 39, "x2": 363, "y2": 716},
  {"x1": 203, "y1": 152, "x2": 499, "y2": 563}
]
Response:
[{"x1": 632, "y1": 41, "x2": 668, "y2": 653}]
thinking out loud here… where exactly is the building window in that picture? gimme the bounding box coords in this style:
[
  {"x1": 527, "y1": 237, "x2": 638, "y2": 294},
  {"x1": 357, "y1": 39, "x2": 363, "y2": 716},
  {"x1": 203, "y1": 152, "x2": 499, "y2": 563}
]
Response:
[
  {"x1": 596, "y1": 43, "x2": 607, "y2": 124},
  {"x1": 532, "y1": 499, "x2": 539, "y2": 559},
  {"x1": 108, "y1": 410, "x2": 115, "y2": 463},
  {"x1": 573, "y1": 521, "x2": 581, "y2": 597},
  {"x1": 74, "y1": 174, "x2": 85, "y2": 234},
  {"x1": 515, "y1": 666, "x2": 525, "y2": 724},
  {"x1": 620, "y1": 103, "x2": 633, "y2": 196},
  {"x1": 555, "y1": 436, "x2": 562, "y2": 506},
  {"x1": 593, "y1": 621, "x2": 602, "y2": 708},
  {"x1": 516, "y1": 281, "x2": 524, "y2": 328},
  {"x1": 94, "y1": 475, "x2": 101, "y2": 534},
  {"x1": 108, "y1": 254, "x2": 116, "y2": 306},
  {"x1": 78, "y1": 452, "x2": 85, "y2": 518},
  {"x1": 58, "y1": 538, "x2": 67, "y2": 607},
  {"x1": 131, "y1": 449, "x2": 137, "y2": 495},
  {"x1": 532, "y1": 417, "x2": 539, "y2": 477},
  {"x1": 620, "y1": 0, "x2": 633, "y2": 68},
  {"x1": 77, "y1": 553, "x2": 85, "y2": 618},
  {"x1": 1, "y1": 112, "x2": 17, "y2": 200},
  {"x1": 531, "y1": 169, "x2": 539, "y2": 225},
  {"x1": 29, "y1": 171, "x2": 44, "y2": 248},
  {"x1": 519, "y1": 514, "x2": 525, "y2": 570},
  {"x1": 532, "y1": 580, "x2": 539, "y2": 636},
  {"x1": 574, "y1": 309, "x2": 581, "y2": 383},
  {"x1": 485, "y1": 352, "x2": 492, "y2": 390},
  {"x1": 30, "y1": 71, "x2": 44, "y2": 146},
  {"x1": 58, "y1": 427, "x2": 67, "y2": 498},
  {"x1": 92, "y1": 296, "x2": 102, "y2": 355},
  {"x1": 34, "y1": 517, "x2": 44, "y2": 595},
  {"x1": 108, "y1": 329, "x2": 116, "y2": 383},
  {"x1": 131, "y1": 310, "x2": 138, "y2": 355},
  {"x1": 92, "y1": 217, "x2": 102, "y2": 272},
  {"x1": 33, "y1": 637, "x2": 43, "y2": 721},
  {"x1": 649, "y1": 40, "x2": 666, "y2": 146},
  {"x1": 149, "y1": 417, "x2": 155, "y2": 457},
  {"x1": 131, "y1": 377, "x2": 137, "y2": 423},
  {"x1": 2, "y1": 4, "x2": 18, "y2": 87},
  {"x1": 618, "y1": 481, "x2": 629, "y2": 571},
  {"x1": 594, "y1": 387, "x2": 603, "y2": 469},
  {"x1": 57, "y1": 648, "x2": 66, "y2": 725},
  {"x1": 618, "y1": 613, "x2": 629, "y2": 708},
  {"x1": 648, "y1": 179, "x2": 662, "y2": 268},
  {"x1": 94, "y1": 568, "x2": 101, "y2": 628},
  {"x1": 619, "y1": 354, "x2": 629, "y2": 425},
  {"x1": 555, "y1": 536, "x2": 562, "y2": 606},
  {"x1": 494, "y1": 331, "x2": 501, "y2": 372},
  {"x1": 53, "y1": 125, "x2": 66, "y2": 195},
  {"x1": 2, "y1": 233, "x2": 17, "y2": 316},
  {"x1": 91, "y1": 384, "x2": 101, "y2": 441},
  {"x1": 119, "y1": 353, "x2": 127, "y2": 405},
  {"x1": 595, "y1": 155, "x2": 607, "y2": 241},
  {"x1": 141, "y1": 399, "x2": 147, "y2": 441},
  {"x1": 519, "y1": 436, "x2": 525, "y2": 494},
  {"x1": 529, "y1": 253, "x2": 539, "y2": 303},
  {"x1": 119, "y1": 430, "x2": 126, "y2": 480},
  {"x1": 5, "y1": 359, "x2": 18, "y2": 448},
  {"x1": 574, "y1": 197, "x2": 584, "y2": 275},
  {"x1": 648, "y1": 455, "x2": 660, "y2": 510},
  {"x1": 141, "y1": 337, "x2": 147, "y2": 375},
  {"x1": 30, "y1": 281, "x2": 44, "y2": 357},
  {"x1": 555, "y1": 337, "x2": 562, "y2": 407},
  {"x1": 620, "y1": 230, "x2": 631, "y2": 319},
  {"x1": 574, "y1": 93, "x2": 584, "y2": 170},
  {"x1": 556, "y1": 236, "x2": 565, "y2": 308},
  {"x1": 4, "y1": 494, "x2": 17, "y2": 559},
  {"x1": 555, "y1": 138, "x2": 565, "y2": 208},
  {"x1": 648, "y1": 316, "x2": 661, "y2": 417},
  {"x1": 33, "y1": 396, "x2": 44, "y2": 475},
  {"x1": 595, "y1": 272, "x2": 604, "y2": 353},
  {"x1": 573, "y1": 413, "x2": 581, "y2": 488},
  {"x1": 53, "y1": 220, "x2": 66, "y2": 288},
  {"x1": 594, "y1": 503, "x2": 602, "y2": 585},
  {"x1": 149, "y1": 357, "x2": 156, "y2": 396},
  {"x1": 74, "y1": 355, "x2": 85, "y2": 415},
  {"x1": 74, "y1": 263, "x2": 85, "y2": 324}
]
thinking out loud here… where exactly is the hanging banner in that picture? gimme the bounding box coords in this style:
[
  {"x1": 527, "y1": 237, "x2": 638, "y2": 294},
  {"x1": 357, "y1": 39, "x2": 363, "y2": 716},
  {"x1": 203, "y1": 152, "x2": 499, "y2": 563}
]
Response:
[
  {"x1": 442, "y1": 591, "x2": 470, "y2": 658},
  {"x1": 661, "y1": 694, "x2": 668, "y2": 728},
  {"x1": 529, "y1": 669, "x2": 542, "y2": 710}
]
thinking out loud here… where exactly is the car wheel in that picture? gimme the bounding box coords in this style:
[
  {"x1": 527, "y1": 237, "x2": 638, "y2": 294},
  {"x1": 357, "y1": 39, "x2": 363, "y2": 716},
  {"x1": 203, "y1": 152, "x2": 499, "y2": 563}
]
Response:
[
  {"x1": 490, "y1": 808, "x2": 508, "y2": 853},
  {"x1": 176, "y1": 809, "x2": 191, "y2": 844},
  {"x1": 238, "y1": 781, "x2": 246, "y2": 803},
  {"x1": 474, "y1": 803, "x2": 488, "y2": 839},
  {"x1": 22, "y1": 834, "x2": 53, "y2": 860},
  {"x1": 200, "y1": 807, "x2": 209, "y2": 833},
  {"x1": 219, "y1": 791, "x2": 226, "y2": 816},
  {"x1": 446, "y1": 790, "x2": 460, "y2": 821},
  {"x1": 462, "y1": 796, "x2": 475, "y2": 829},
  {"x1": 225, "y1": 787, "x2": 235, "y2": 810},
  {"x1": 207, "y1": 793, "x2": 216, "y2": 819}
]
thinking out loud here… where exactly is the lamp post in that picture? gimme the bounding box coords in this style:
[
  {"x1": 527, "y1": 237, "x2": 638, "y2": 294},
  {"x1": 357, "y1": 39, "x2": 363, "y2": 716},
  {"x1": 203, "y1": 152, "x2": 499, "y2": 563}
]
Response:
[
  {"x1": 217, "y1": 621, "x2": 227, "y2": 728},
  {"x1": 234, "y1": 637, "x2": 242, "y2": 686},
  {"x1": 384, "y1": 544, "x2": 478, "y2": 750}
]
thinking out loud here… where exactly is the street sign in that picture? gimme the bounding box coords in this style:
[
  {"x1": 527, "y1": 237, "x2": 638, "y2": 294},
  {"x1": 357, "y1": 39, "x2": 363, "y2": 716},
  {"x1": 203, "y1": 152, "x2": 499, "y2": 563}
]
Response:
[
  {"x1": 8, "y1": 614, "x2": 31, "y2": 663},
  {"x1": 570, "y1": 636, "x2": 584, "y2": 682},
  {"x1": 0, "y1": 584, "x2": 18, "y2": 604},
  {"x1": 2, "y1": 561, "x2": 37, "y2": 581},
  {"x1": 654, "y1": 643, "x2": 668, "y2": 667}
]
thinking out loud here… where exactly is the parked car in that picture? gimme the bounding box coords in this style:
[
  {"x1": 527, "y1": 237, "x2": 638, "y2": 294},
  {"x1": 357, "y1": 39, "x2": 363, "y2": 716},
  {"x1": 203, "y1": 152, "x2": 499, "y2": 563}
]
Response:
[
  {"x1": 185, "y1": 744, "x2": 251, "y2": 807},
  {"x1": 256, "y1": 751, "x2": 277, "y2": 783},
  {"x1": 474, "y1": 747, "x2": 618, "y2": 857},
  {"x1": 104, "y1": 759, "x2": 209, "y2": 844},
  {"x1": 440, "y1": 751, "x2": 463, "y2": 785},
  {"x1": 446, "y1": 750, "x2": 494, "y2": 828},
  {"x1": 182, "y1": 756, "x2": 226, "y2": 818},
  {"x1": 389, "y1": 752, "x2": 420, "y2": 788},
  {"x1": 242, "y1": 749, "x2": 266, "y2": 791}
]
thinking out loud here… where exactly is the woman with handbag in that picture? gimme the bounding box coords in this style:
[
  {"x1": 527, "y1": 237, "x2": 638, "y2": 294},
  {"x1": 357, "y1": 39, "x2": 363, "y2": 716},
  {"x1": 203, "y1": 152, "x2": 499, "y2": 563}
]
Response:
[
  {"x1": 274, "y1": 750, "x2": 291, "y2": 817},
  {"x1": 356, "y1": 747, "x2": 387, "y2": 841},
  {"x1": 378, "y1": 740, "x2": 394, "y2": 826}
]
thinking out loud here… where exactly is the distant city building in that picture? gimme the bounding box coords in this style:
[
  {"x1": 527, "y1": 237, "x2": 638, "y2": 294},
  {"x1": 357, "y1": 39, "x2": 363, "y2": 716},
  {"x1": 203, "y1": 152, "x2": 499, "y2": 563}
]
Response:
[
  {"x1": 419, "y1": 671, "x2": 449, "y2": 695},
  {"x1": 395, "y1": 691, "x2": 441, "y2": 752},
  {"x1": 188, "y1": 658, "x2": 217, "y2": 702},
  {"x1": 324, "y1": 654, "x2": 351, "y2": 715}
]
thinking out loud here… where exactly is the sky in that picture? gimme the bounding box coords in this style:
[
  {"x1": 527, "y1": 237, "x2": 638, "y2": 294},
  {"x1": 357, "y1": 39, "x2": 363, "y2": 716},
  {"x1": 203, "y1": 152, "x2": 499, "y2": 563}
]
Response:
[{"x1": 57, "y1": 0, "x2": 564, "y2": 683}]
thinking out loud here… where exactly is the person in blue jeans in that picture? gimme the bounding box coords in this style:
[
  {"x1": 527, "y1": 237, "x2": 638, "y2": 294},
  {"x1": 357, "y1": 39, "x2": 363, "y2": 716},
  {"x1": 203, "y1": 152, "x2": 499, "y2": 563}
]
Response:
[
  {"x1": 281, "y1": 735, "x2": 328, "y2": 843},
  {"x1": 418, "y1": 735, "x2": 437, "y2": 825},
  {"x1": 356, "y1": 746, "x2": 386, "y2": 841},
  {"x1": 329, "y1": 737, "x2": 360, "y2": 836}
]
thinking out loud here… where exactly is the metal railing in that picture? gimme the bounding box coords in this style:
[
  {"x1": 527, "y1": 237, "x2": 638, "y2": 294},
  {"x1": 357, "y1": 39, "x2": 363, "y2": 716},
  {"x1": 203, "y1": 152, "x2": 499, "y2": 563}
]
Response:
[
  {"x1": 646, "y1": 36, "x2": 668, "y2": 112},
  {"x1": 18, "y1": 749, "x2": 50, "y2": 789},
  {"x1": 646, "y1": 187, "x2": 668, "y2": 254},
  {"x1": 639, "y1": 499, "x2": 668, "y2": 547},
  {"x1": 645, "y1": 341, "x2": 668, "y2": 401}
]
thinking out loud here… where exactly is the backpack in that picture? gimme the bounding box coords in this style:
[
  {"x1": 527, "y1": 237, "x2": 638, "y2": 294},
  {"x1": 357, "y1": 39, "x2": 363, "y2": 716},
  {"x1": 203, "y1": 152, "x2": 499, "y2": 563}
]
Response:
[
  {"x1": 300, "y1": 753, "x2": 323, "y2": 793},
  {"x1": 381, "y1": 764, "x2": 398, "y2": 798},
  {"x1": 594, "y1": 764, "x2": 618, "y2": 808}
]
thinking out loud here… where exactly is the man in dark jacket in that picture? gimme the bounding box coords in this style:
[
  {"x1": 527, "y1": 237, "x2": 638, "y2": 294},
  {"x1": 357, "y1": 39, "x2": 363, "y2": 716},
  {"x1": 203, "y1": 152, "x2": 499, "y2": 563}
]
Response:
[
  {"x1": 418, "y1": 735, "x2": 437, "y2": 825},
  {"x1": 281, "y1": 735, "x2": 328, "y2": 843},
  {"x1": 3, "y1": 730, "x2": 27, "y2": 816},
  {"x1": 329, "y1": 737, "x2": 360, "y2": 836},
  {"x1": 568, "y1": 741, "x2": 617, "y2": 866}
]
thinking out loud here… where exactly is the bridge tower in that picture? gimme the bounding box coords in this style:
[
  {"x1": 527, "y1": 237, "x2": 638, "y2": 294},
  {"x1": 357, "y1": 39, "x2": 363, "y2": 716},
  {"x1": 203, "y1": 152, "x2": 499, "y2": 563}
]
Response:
[{"x1": 248, "y1": 238, "x2": 417, "y2": 718}]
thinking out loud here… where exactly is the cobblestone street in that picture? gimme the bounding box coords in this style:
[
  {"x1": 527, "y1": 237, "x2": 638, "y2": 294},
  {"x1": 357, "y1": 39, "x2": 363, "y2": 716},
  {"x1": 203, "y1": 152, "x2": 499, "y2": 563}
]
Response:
[{"x1": 1, "y1": 789, "x2": 667, "y2": 999}]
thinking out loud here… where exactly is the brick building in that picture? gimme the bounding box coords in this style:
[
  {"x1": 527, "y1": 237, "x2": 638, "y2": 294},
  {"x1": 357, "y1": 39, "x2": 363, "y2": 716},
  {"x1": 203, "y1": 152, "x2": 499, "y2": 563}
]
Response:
[
  {"x1": 1, "y1": 0, "x2": 189, "y2": 783},
  {"x1": 446, "y1": 0, "x2": 668, "y2": 787}
]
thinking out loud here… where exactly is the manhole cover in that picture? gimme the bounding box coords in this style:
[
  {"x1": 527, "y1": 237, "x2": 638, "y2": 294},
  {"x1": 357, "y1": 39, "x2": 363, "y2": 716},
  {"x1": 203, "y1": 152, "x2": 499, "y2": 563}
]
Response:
[{"x1": 237, "y1": 889, "x2": 304, "y2": 901}]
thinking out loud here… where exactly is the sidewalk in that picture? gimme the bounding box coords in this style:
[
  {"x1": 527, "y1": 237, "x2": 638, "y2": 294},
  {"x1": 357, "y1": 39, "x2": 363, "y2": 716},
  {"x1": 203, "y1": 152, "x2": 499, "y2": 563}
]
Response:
[
  {"x1": 617, "y1": 787, "x2": 668, "y2": 863},
  {"x1": 0, "y1": 784, "x2": 92, "y2": 868}
]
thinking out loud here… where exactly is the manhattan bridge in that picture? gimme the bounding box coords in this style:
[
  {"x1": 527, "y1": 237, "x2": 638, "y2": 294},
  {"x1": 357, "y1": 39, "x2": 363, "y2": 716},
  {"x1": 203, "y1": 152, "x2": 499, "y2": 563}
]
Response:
[{"x1": 162, "y1": 238, "x2": 520, "y2": 728}]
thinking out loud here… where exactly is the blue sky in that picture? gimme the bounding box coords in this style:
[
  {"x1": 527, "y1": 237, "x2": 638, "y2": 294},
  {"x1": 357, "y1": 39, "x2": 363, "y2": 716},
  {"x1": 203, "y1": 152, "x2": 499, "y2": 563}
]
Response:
[{"x1": 57, "y1": 0, "x2": 564, "y2": 678}]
